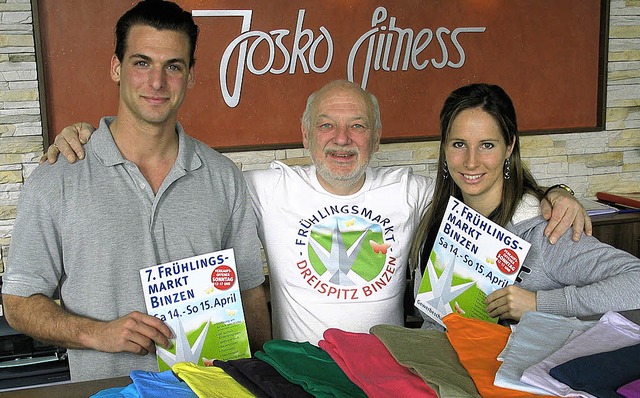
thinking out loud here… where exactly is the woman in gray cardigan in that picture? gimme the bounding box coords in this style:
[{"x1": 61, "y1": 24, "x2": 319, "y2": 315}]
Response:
[{"x1": 410, "y1": 83, "x2": 640, "y2": 326}]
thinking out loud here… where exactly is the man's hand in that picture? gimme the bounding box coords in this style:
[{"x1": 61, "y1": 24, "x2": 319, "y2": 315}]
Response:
[
  {"x1": 85, "y1": 311, "x2": 174, "y2": 356},
  {"x1": 485, "y1": 285, "x2": 536, "y2": 321},
  {"x1": 541, "y1": 188, "x2": 592, "y2": 244},
  {"x1": 2, "y1": 294, "x2": 172, "y2": 356},
  {"x1": 39, "y1": 122, "x2": 95, "y2": 164}
]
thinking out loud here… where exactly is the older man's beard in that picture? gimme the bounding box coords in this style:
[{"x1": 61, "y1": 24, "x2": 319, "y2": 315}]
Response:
[{"x1": 313, "y1": 146, "x2": 368, "y2": 190}]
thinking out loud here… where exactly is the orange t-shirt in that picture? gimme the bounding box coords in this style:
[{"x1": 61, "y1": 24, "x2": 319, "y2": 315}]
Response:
[{"x1": 444, "y1": 314, "x2": 553, "y2": 398}]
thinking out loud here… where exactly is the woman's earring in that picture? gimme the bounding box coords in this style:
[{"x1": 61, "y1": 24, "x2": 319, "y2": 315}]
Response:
[
  {"x1": 504, "y1": 158, "x2": 511, "y2": 180},
  {"x1": 443, "y1": 160, "x2": 449, "y2": 179}
]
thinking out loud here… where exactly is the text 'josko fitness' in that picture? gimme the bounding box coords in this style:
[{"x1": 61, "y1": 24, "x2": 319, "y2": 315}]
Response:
[{"x1": 193, "y1": 6, "x2": 486, "y2": 107}]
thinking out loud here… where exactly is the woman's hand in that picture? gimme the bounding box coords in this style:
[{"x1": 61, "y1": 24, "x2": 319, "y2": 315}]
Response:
[{"x1": 485, "y1": 285, "x2": 536, "y2": 321}]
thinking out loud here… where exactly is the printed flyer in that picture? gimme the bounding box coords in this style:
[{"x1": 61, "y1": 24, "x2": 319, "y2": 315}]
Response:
[
  {"x1": 139, "y1": 249, "x2": 250, "y2": 371},
  {"x1": 415, "y1": 196, "x2": 531, "y2": 327}
]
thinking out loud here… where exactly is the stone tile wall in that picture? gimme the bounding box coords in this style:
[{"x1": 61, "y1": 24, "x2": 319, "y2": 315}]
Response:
[
  {"x1": 1, "y1": 0, "x2": 41, "y2": 274},
  {"x1": 0, "y1": 0, "x2": 638, "y2": 273}
]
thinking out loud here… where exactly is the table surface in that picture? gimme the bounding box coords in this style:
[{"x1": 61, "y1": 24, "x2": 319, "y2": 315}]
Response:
[{"x1": 0, "y1": 376, "x2": 131, "y2": 397}]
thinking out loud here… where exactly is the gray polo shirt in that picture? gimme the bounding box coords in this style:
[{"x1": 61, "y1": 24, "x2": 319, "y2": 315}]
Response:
[{"x1": 3, "y1": 117, "x2": 264, "y2": 381}]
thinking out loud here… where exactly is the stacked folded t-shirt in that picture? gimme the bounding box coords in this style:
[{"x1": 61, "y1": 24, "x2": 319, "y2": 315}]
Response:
[{"x1": 91, "y1": 311, "x2": 640, "y2": 398}]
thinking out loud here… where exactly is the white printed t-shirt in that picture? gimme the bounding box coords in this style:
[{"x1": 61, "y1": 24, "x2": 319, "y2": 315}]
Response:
[{"x1": 245, "y1": 161, "x2": 433, "y2": 344}]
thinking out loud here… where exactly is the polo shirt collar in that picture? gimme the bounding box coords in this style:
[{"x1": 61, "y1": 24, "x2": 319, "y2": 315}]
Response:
[{"x1": 93, "y1": 116, "x2": 201, "y2": 172}]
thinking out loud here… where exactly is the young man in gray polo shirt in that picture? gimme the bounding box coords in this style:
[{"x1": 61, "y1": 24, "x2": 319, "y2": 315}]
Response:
[{"x1": 2, "y1": 0, "x2": 271, "y2": 382}]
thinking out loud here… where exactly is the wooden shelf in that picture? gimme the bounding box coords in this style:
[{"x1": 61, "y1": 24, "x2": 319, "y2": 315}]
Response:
[{"x1": 591, "y1": 211, "x2": 640, "y2": 258}]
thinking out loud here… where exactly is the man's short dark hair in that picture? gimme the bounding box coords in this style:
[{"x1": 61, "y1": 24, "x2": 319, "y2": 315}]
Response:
[{"x1": 115, "y1": 0, "x2": 199, "y2": 67}]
